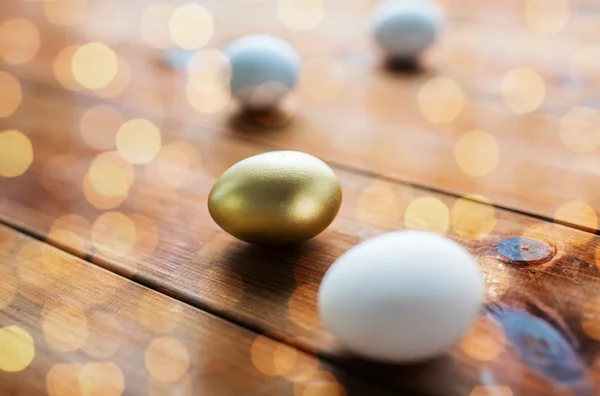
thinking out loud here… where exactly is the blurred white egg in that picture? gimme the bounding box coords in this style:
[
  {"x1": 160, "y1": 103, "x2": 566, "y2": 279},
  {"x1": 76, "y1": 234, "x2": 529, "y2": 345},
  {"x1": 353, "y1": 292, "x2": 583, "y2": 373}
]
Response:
[
  {"x1": 318, "y1": 231, "x2": 483, "y2": 363},
  {"x1": 371, "y1": 0, "x2": 443, "y2": 59},
  {"x1": 224, "y1": 34, "x2": 301, "y2": 109}
]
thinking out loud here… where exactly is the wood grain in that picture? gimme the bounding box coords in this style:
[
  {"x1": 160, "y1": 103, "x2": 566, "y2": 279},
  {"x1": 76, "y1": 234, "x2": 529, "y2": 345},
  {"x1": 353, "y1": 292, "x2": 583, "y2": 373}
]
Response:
[
  {"x1": 3, "y1": 0, "x2": 600, "y2": 229},
  {"x1": 2, "y1": 89, "x2": 600, "y2": 395},
  {"x1": 2, "y1": 0, "x2": 600, "y2": 395},
  {"x1": 0, "y1": 223, "x2": 393, "y2": 396}
]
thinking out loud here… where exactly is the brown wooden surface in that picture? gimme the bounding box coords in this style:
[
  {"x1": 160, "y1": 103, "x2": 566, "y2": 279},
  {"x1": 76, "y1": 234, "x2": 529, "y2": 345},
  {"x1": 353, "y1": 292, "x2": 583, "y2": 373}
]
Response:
[
  {"x1": 0, "y1": 223, "x2": 393, "y2": 396},
  {"x1": 2, "y1": 0, "x2": 600, "y2": 395},
  {"x1": 4, "y1": 0, "x2": 600, "y2": 228},
  {"x1": 3, "y1": 84, "x2": 600, "y2": 395}
]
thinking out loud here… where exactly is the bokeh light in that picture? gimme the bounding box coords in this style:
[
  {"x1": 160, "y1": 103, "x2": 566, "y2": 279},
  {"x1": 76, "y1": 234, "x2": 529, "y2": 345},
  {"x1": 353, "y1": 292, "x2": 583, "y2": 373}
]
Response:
[
  {"x1": 450, "y1": 195, "x2": 496, "y2": 240},
  {"x1": 250, "y1": 336, "x2": 287, "y2": 377},
  {"x1": 93, "y1": 55, "x2": 130, "y2": 98},
  {"x1": 500, "y1": 68, "x2": 546, "y2": 114},
  {"x1": 40, "y1": 242, "x2": 78, "y2": 282},
  {"x1": 582, "y1": 296, "x2": 600, "y2": 341},
  {"x1": 42, "y1": 305, "x2": 89, "y2": 352},
  {"x1": 116, "y1": 118, "x2": 162, "y2": 164},
  {"x1": 246, "y1": 81, "x2": 290, "y2": 109},
  {"x1": 46, "y1": 363, "x2": 83, "y2": 396},
  {"x1": 454, "y1": 130, "x2": 500, "y2": 177},
  {"x1": 83, "y1": 172, "x2": 128, "y2": 209},
  {"x1": 250, "y1": 335, "x2": 280, "y2": 377},
  {"x1": 0, "y1": 72, "x2": 22, "y2": 117},
  {"x1": 136, "y1": 292, "x2": 183, "y2": 334},
  {"x1": 72, "y1": 43, "x2": 118, "y2": 90},
  {"x1": 44, "y1": 0, "x2": 87, "y2": 26},
  {"x1": 0, "y1": 267, "x2": 16, "y2": 309},
  {"x1": 288, "y1": 284, "x2": 322, "y2": 330},
  {"x1": 275, "y1": 339, "x2": 318, "y2": 382},
  {"x1": 404, "y1": 196, "x2": 449, "y2": 234},
  {"x1": 80, "y1": 105, "x2": 123, "y2": 150},
  {"x1": 559, "y1": 107, "x2": 600, "y2": 154},
  {"x1": 187, "y1": 48, "x2": 230, "y2": 78},
  {"x1": 169, "y1": 4, "x2": 214, "y2": 50},
  {"x1": 279, "y1": 0, "x2": 324, "y2": 31},
  {"x1": 80, "y1": 362, "x2": 125, "y2": 396},
  {"x1": 554, "y1": 200, "x2": 598, "y2": 231},
  {"x1": 571, "y1": 46, "x2": 600, "y2": 77},
  {"x1": 82, "y1": 311, "x2": 123, "y2": 359},
  {"x1": 54, "y1": 46, "x2": 84, "y2": 91},
  {"x1": 525, "y1": 0, "x2": 569, "y2": 36},
  {"x1": 48, "y1": 214, "x2": 92, "y2": 255},
  {"x1": 300, "y1": 57, "x2": 344, "y2": 101},
  {"x1": 273, "y1": 344, "x2": 300, "y2": 377},
  {"x1": 91, "y1": 212, "x2": 137, "y2": 258},
  {"x1": 0, "y1": 18, "x2": 40, "y2": 65},
  {"x1": 86, "y1": 151, "x2": 134, "y2": 206},
  {"x1": 140, "y1": 3, "x2": 175, "y2": 49},
  {"x1": 0, "y1": 326, "x2": 35, "y2": 372},
  {"x1": 148, "y1": 375, "x2": 193, "y2": 396},
  {"x1": 17, "y1": 243, "x2": 55, "y2": 290},
  {"x1": 470, "y1": 386, "x2": 513, "y2": 396},
  {"x1": 151, "y1": 142, "x2": 202, "y2": 188},
  {"x1": 145, "y1": 337, "x2": 190, "y2": 382},
  {"x1": 356, "y1": 182, "x2": 404, "y2": 229},
  {"x1": 83, "y1": 1, "x2": 128, "y2": 44},
  {"x1": 458, "y1": 316, "x2": 506, "y2": 362},
  {"x1": 568, "y1": 155, "x2": 600, "y2": 179},
  {"x1": 250, "y1": 334, "x2": 320, "y2": 382},
  {"x1": 0, "y1": 130, "x2": 32, "y2": 178},
  {"x1": 293, "y1": 371, "x2": 346, "y2": 396},
  {"x1": 418, "y1": 77, "x2": 464, "y2": 124},
  {"x1": 186, "y1": 49, "x2": 231, "y2": 113}
]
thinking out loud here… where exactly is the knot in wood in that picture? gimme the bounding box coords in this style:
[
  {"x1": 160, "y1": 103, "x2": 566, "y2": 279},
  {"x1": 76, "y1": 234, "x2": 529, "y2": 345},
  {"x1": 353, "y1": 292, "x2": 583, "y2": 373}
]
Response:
[{"x1": 496, "y1": 237, "x2": 555, "y2": 266}]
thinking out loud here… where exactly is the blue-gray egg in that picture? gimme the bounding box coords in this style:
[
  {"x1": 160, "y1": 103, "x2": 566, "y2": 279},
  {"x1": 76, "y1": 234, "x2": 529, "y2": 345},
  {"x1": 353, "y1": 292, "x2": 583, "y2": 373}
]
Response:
[
  {"x1": 371, "y1": 0, "x2": 443, "y2": 60},
  {"x1": 224, "y1": 34, "x2": 301, "y2": 109}
]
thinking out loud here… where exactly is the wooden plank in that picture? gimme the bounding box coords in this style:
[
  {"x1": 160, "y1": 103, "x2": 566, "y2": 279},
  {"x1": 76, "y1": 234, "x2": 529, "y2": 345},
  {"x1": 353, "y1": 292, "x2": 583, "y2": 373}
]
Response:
[
  {"x1": 0, "y1": 223, "x2": 392, "y2": 396},
  {"x1": 2, "y1": 0, "x2": 600, "y2": 228},
  {"x1": 2, "y1": 91, "x2": 600, "y2": 395},
  {"x1": 2, "y1": 1, "x2": 600, "y2": 395},
  {"x1": 3, "y1": 0, "x2": 597, "y2": 110}
]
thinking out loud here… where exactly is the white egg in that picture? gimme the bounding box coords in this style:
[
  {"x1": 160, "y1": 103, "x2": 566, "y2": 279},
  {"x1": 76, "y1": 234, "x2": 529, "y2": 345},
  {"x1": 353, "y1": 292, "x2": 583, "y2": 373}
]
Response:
[
  {"x1": 318, "y1": 231, "x2": 483, "y2": 363},
  {"x1": 371, "y1": 0, "x2": 443, "y2": 60},
  {"x1": 224, "y1": 34, "x2": 301, "y2": 109}
]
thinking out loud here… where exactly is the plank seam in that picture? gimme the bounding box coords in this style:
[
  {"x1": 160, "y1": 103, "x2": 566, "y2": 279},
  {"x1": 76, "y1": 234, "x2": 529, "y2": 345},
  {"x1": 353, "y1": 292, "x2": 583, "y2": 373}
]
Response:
[
  {"x1": 9, "y1": 78, "x2": 596, "y2": 237},
  {"x1": 0, "y1": 216, "x2": 417, "y2": 396}
]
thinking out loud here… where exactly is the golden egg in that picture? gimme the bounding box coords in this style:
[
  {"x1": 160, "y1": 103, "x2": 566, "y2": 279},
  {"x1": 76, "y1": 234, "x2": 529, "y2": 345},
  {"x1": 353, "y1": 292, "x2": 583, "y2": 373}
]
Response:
[{"x1": 208, "y1": 151, "x2": 342, "y2": 245}]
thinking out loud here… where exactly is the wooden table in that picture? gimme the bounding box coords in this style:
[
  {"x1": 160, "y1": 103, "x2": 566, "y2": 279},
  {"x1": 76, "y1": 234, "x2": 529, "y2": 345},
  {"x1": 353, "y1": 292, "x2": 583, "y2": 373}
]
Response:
[{"x1": 1, "y1": 0, "x2": 599, "y2": 395}]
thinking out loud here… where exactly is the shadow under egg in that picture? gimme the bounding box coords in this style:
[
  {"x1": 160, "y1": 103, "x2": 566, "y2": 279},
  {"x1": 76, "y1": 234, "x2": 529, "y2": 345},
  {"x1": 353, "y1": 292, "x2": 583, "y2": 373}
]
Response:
[
  {"x1": 219, "y1": 242, "x2": 315, "y2": 299},
  {"x1": 381, "y1": 56, "x2": 426, "y2": 76},
  {"x1": 333, "y1": 349, "x2": 462, "y2": 396},
  {"x1": 228, "y1": 104, "x2": 296, "y2": 133}
]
